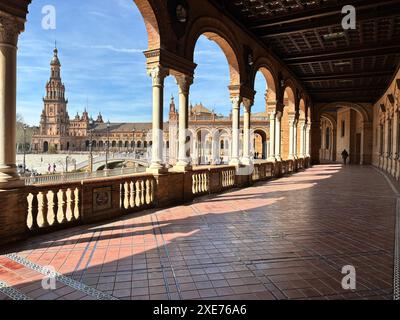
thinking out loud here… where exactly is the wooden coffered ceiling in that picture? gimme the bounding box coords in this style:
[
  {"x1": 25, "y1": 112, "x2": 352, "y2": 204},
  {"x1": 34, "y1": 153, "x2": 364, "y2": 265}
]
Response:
[{"x1": 211, "y1": 0, "x2": 400, "y2": 103}]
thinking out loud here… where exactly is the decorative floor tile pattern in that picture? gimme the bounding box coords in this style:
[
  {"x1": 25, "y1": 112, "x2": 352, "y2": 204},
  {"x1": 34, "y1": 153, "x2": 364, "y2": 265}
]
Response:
[
  {"x1": 0, "y1": 280, "x2": 32, "y2": 300},
  {"x1": 0, "y1": 165, "x2": 396, "y2": 300}
]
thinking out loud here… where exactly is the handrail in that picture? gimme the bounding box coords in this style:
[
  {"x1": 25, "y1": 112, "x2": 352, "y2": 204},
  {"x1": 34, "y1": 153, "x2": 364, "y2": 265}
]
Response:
[{"x1": 24, "y1": 167, "x2": 146, "y2": 186}]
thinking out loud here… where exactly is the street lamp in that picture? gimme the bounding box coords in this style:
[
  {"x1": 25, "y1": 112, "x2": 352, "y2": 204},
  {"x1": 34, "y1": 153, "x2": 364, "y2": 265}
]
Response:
[
  {"x1": 132, "y1": 129, "x2": 135, "y2": 155},
  {"x1": 106, "y1": 120, "x2": 110, "y2": 171},
  {"x1": 23, "y1": 124, "x2": 27, "y2": 174},
  {"x1": 89, "y1": 117, "x2": 95, "y2": 173}
]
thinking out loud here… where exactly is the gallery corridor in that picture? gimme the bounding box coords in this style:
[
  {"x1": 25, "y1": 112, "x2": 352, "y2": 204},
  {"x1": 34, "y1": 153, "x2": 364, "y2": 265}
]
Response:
[{"x1": 0, "y1": 165, "x2": 397, "y2": 300}]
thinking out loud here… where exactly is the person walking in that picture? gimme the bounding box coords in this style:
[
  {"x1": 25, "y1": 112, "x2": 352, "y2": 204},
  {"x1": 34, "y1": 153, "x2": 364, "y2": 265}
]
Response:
[
  {"x1": 47, "y1": 163, "x2": 51, "y2": 174},
  {"x1": 341, "y1": 149, "x2": 349, "y2": 165},
  {"x1": 53, "y1": 163, "x2": 57, "y2": 174}
]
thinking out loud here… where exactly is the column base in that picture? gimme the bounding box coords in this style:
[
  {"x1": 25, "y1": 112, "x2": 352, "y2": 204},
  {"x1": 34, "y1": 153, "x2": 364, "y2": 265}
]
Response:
[
  {"x1": 267, "y1": 156, "x2": 276, "y2": 163},
  {"x1": 0, "y1": 177, "x2": 24, "y2": 190},
  {"x1": 172, "y1": 162, "x2": 192, "y2": 172},
  {"x1": 240, "y1": 157, "x2": 252, "y2": 166},
  {"x1": 229, "y1": 159, "x2": 241, "y2": 166},
  {"x1": 146, "y1": 163, "x2": 168, "y2": 174},
  {"x1": 0, "y1": 166, "x2": 23, "y2": 189},
  {"x1": 275, "y1": 156, "x2": 282, "y2": 162}
]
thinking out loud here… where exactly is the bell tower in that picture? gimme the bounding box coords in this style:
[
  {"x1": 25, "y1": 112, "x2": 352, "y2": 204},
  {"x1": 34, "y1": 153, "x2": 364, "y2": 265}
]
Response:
[{"x1": 40, "y1": 45, "x2": 69, "y2": 137}]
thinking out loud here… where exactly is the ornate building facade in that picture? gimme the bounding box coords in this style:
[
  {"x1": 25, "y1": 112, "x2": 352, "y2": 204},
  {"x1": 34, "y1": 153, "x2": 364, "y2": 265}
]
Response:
[{"x1": 32, "y1": 48, "x2": 270, "y2": 165}]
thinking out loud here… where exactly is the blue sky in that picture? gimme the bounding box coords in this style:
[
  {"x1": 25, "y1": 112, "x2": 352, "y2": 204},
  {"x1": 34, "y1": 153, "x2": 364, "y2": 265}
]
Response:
[{"x1": 18, "y1": 0, "x2": 267, "y2": 125}]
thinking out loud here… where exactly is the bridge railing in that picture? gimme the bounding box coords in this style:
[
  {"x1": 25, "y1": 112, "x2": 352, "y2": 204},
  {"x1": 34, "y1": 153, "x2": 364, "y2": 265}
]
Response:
[
  {"x1": 75, "y1": 153, "x2": 150, "y2": 170},
  {"x1": 0, "y1": 158, "x2": 311, "y2": 245},
  {"x1": 24, "y1": 167, "x2": 146, "y2": 186}
]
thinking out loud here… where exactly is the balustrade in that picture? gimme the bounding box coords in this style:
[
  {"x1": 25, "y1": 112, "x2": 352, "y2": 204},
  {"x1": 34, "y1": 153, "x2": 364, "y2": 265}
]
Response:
[
  {"x1": 1, "y1": 161, "x2": 311, "y2": 245},
  {"x1": 120, "y1": 176, "x2": 155, "y2": 211},
  {"x1": 192, "y1": 170, "x2": 210, "y2": 195},
  {"x1": 26, "y1": 182, "x2": 81, "y2": 232}
]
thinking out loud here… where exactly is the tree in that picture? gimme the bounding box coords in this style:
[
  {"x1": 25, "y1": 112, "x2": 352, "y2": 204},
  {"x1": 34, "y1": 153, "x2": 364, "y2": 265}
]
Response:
[{"x1": 16, "y1": 113, "x2": 35, "y2": 153}]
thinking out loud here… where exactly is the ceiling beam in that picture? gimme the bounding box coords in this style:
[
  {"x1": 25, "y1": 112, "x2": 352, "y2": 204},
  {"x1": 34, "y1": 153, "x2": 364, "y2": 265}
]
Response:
[
  {"x1": 309, "y1": 86, "x2": 386, "y2": 94},
  {"x1": 249, "y1": 0, "x2": 399, "y2": 30},
  {"x1": 257, "y1": 5, "x2": 400, "y2": 38},
  {"x1": 285, "y1": 45, "x2": 400, "y2": 65},
  {"x1": 301, "y1": 70, "x2": 395, "y2": 82}
]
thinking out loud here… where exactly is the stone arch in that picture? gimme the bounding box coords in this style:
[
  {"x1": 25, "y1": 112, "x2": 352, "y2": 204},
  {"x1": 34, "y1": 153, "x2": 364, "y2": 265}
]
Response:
[
  {"x1": 318, "y1": 102, "x2": 372, "y2": 165},
  {"x1": 195, "y1": 127, "x2": 213, "y2": 164},
  {"x1": 320, "y1": 113, "x2": 337, "y2": 162},
  {"x1": 251, "y1": 60, "x2": 278, "y2": 104},
  {"x1": 253, "y1": 128, "x2": 268, "y2": 159},
  {"x1": 318, "y1": 102, "x2": 370, "y2": 123},
  {"x1": 251, "y1": 65, "x2": 278, "y2": 115},
  {"x1": 132, "y1": 0, "x2": 161, "y2": 50},
  {"x1": 185, "y1": 17, "x2": 242, "y2": 86},
  {"x1": 298, "y1": 99, "x2": 306, "y2": 120},
  {"x1": 281, "y1": 86, "x2": 296, "y2": 160},
  {"x1": 213, "y1": 128, "x2": 231, "y2": 163},
  {"x1": 282, "y1": 86, "x2": 296, "y2": 113}
]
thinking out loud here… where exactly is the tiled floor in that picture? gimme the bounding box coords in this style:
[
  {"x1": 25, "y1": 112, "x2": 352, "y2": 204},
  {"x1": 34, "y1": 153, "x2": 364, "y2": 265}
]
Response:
[{"x1": 0, "y1": 164, "x2": 396, "y2": 300}]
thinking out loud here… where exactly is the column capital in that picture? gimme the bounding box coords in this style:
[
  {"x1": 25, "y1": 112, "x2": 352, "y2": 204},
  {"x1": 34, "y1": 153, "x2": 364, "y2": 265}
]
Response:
[
  {"x1": 242, "y1": 97, "x2": 253, "y2": 112},
  {"x1": 175, "y1": 74, "x2": 193, "y2": 94},
  {"x1": 0, "y1": 14, "x2": 23, "y2": 47},
  {"x1": 288, "y1": 112, "x2": 296, "y2": 123},
  {"x1": 268, "y1": 110, "x2": 277, "y2": 120},
  {"x1": 147, "y1": 65, "x2": 169, "y2": 87},
  {"x1": 230, "y1": 95, "x2": 242, "y2": 108},
  {"x1": 297, "y1": 118, "x2": 306, "y2": 126}
]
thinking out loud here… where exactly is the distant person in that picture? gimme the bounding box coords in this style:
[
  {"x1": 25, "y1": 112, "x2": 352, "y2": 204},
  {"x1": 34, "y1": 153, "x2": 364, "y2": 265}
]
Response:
[
  {"x1": 341, "y1": 149, "x2": 349, "y2": 165},
  {"x1": 53, "y1": 163, "x2": 56, "y2": 174},
  {"x1": 47, "y1": 163, "x2": 51, "y2": 174}
]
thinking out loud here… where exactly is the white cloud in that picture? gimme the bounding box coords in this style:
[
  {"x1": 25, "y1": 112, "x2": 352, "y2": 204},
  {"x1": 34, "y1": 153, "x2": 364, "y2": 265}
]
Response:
[
  {"x1": 88, "y1": 11, "x2": 110, "y2": 18},
  {"x1": 88, "y1": 44, "x2": 144, "y2": 54}
]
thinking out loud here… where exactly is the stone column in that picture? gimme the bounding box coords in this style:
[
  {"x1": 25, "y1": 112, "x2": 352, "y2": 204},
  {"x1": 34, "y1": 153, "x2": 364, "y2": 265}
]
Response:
[
  {"x1": 211, "y1": 130, "x2": 219, "y2": 165},
  {"x1": 293, "y1": 119, "x2": 298, "y2": 159},
  {"x1": 229, "y1": 96, "x2": 241, "y2": 166},
  {"x1": 306, "y1": 122, "x2": 311, "y2": 157},
  {"x1": 391, "y1": 113, "x2": 398, "y2": 176},
  {"x1": 393, "y1": 111, "x2": 399, "y2": 178},
  {"x1": 298, "y1": 119, "x2": 306, "y2": 158},
  {"x1": 267, "y1": 111, "x2": 276, "y2": 162},
  {"x1": 320, "y1": 122, "x2": 326, "y2": 160},
  {"x1": 147, "y1": 65, "x2": 168, "y2": 174},
  {"x1": 174, "y1": 74, "x2": 193, "y2": 172},
  {"x1": 288, "y1": 114, "x2": 296, "y2": 160},
  {"x1": 332, "y1": 126, "x2": 337, "y2": 162},
  {"x1": 384, "y1": 116, "x2": 389, "y2": 171},
  {"x1": 242, "y1": 98, "x2": 253, "y2": 165},
  {"x1": 0, "y1": 17, "x2": 22, "y2": 189},
  {"x1": 275, "y1": 112, "x2": 282, "y2": 162}
]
